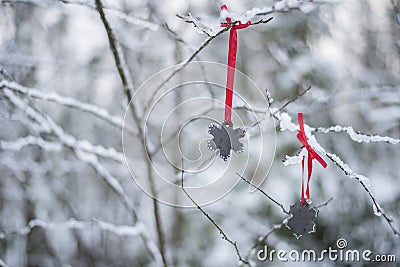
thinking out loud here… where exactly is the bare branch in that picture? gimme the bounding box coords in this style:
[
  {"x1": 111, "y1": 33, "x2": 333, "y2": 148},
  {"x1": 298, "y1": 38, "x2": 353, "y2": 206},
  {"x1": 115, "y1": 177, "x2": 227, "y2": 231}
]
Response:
[
  {"x1": 273, "y1": 86, "x2": 312, "y2": 115},
  {"x1": 236, "y1": 173, "x2": 290, "y2": 214},
  {"x1": 0, "y1": 135, "x2": 62, "y2": 152},
  {"x1": 314, "y1": 197, "x2": 334, "y2": 209}
]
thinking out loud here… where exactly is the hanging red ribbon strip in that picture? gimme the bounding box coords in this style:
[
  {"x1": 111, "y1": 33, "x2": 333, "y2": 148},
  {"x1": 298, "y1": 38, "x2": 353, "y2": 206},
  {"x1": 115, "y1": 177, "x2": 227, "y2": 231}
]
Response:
[
  {"x1": 296, "y1": 112, "x2": 327, "y2": 205},
  {"x1": 220, "y1": 5, "x2": 251, "y2": 125}
]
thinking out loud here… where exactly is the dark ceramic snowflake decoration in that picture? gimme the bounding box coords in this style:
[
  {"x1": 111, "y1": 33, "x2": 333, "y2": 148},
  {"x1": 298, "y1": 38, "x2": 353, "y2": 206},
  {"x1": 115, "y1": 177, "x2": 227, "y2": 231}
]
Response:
[
  {"x1": 207, "y1": 121, "x2": 245, "y2": 161},
  {"x1": 286, "y1": 201, "x2": 318, "y2": 239}
]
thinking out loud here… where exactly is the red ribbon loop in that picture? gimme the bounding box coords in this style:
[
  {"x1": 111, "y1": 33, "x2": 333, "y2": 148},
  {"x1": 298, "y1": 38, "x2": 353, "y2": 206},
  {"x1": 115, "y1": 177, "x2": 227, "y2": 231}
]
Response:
[
  {"x1": 220, "y1": 5, "x2": 250, "y2": 125},
  {"x1": 296, "y1": 112, "x2": 327, "y2": 205}
]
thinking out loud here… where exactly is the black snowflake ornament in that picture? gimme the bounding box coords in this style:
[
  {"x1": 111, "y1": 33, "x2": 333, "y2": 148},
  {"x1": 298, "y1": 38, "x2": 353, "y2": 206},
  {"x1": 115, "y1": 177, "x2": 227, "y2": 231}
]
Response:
[
  {"x1": 286, "y1": 201, "x2": 318, "y2": 239},
  {"x1": 207, "y1": 121, "x2": 245, "y2": 161}
]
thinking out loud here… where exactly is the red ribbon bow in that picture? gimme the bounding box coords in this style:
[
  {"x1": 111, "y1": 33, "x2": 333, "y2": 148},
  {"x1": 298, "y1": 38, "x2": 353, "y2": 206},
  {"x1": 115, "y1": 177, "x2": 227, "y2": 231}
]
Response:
[
  {"x1": 296, "y1": 112, "x2": 327, "y2": 205},
  {"x1": 220, "y1": 5, "x2": 251, "y2": 125}
]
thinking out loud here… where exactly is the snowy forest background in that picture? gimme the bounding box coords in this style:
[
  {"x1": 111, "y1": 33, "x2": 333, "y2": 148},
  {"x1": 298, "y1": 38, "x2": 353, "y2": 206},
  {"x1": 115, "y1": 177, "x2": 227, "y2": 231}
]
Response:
[{"x1": 0, "y1": 0, "x2": 399, "y2": 266}]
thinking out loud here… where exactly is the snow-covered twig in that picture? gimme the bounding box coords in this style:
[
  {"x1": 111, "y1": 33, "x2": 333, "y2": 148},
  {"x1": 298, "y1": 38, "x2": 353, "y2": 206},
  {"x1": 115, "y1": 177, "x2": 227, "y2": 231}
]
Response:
[
  {"x1": 0, "y1": 135, "x2": 62, "y2": 152},
  {"x1": 314, "y1": 125, "x2": 400, "y2": 145},
  {"x1": 178, "y1": 0, "x2": 330, "y2": 37},
  {"x1": 274, "y1": 86, "x2": 312, "y2": 115},
  {"x1": 176, "y1": 13, "x2": 218, "y2": 37},
  {"x1": 1, "y1": 218, "x2": 145, "y2": 237},
  {"x1": 314, "y1": 196, "x2": 334, "y2": 209},
  {"x1": 250, "y1": 0, "x2": 333, "y2": 18},
  {"x1": 0, "y1": 80, "x2": 136, "y2": 135}
]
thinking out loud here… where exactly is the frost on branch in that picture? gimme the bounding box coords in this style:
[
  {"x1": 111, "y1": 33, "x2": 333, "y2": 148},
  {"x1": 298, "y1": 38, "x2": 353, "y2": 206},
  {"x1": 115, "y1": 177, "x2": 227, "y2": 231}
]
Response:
[
  {"x1": 1, "y1": 218, "x2": 145, "y2": 238},
  {"x1": 316, "y1": 125, "x2": 400, "y2": 145}
]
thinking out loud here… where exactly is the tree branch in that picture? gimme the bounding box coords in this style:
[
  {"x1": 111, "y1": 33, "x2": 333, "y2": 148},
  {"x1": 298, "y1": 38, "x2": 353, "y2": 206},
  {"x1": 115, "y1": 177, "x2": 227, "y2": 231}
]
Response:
[
  {"x1": 236, "y1": 173, "x2": 289, "y2": 214},
  {"x1": 94, "y1": 1, "x2": 169, "y2": 265},
  {"x1": 273, "y1": 86, "x2": 312, "y2": 115}
]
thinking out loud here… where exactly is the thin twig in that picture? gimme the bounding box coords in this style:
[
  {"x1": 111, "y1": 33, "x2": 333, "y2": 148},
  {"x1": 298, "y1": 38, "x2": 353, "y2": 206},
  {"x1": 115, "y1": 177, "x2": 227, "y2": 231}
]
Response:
[
  {"x1": 273, "y1": 86, "x2": 312, "y2": 115},
  {"x1": 314, "y1": 197, "x2": 334, "y2": 209},
  {"x1": 236, "y1": 173, "x2": 289, "y2": 214},
  {"x1": 181, "y1": 166, "x2": 250, "y2": 266},
  {"x1": 314, "y1": 125, "x2": 400, "y2": 145}
]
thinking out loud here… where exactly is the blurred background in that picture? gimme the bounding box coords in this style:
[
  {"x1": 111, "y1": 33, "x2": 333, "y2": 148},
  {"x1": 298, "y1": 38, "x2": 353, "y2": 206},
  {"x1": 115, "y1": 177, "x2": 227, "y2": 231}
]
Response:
[{"x1": 0, "y1": 0, "x2": 399, "y2": 266}]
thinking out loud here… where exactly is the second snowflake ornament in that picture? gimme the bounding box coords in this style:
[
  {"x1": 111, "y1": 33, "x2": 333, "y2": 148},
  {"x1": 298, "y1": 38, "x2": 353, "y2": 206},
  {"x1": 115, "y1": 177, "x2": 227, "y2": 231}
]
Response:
[
  {"x1": 285, "y1": 113, "x2": 328, "y2": 238},
  {"x1": 286, "y1": 201, "x2": 318, "y2": 239}
]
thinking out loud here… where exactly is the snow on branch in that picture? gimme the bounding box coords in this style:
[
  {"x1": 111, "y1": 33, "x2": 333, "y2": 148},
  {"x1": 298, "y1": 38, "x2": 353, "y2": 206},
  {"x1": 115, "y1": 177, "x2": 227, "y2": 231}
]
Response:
[
  {"x1": 2, "y1": 0, "x2": 158, "y2": 30},
  {"x1": 2, "y1": 88, "x2": 125, "y2": 163},
  {"x1": 0, "y1": 218, "x2": 145, "y2": 238},
  {"x1": 314, "y1": 125, "x2": 400, "y2": 145},
  {"x1": 242, "y1": 0, "x2": 334, "y2": 20},
  {"x1": 176, "y1": 13, "x2": 221, "y2": 37},
  {"x1": 95, "y1": 0, "x2": 135, "y2": 97},
  {"x1": 3, "y1": 89, "x2": 137, "y2": 221},
  {"x1": 0, "y1": 136, "x2": 62, "y2": 152},
  {"x1": 0, "y1": 80, "x2": 136, "y2": 135},
  {"x1": 178, "y1": 0, "x2": 331, "y2": 37}
]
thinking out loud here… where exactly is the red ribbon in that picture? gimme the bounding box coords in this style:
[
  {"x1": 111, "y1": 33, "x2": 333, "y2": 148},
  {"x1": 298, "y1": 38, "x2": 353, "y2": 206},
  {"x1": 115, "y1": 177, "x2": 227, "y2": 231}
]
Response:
[
  {"x1": 296, "y1": 112, "x2": 327, "y2": 205},
  {"x1": 220, "y1": 5, "x2": 251, "y2": 125}
]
